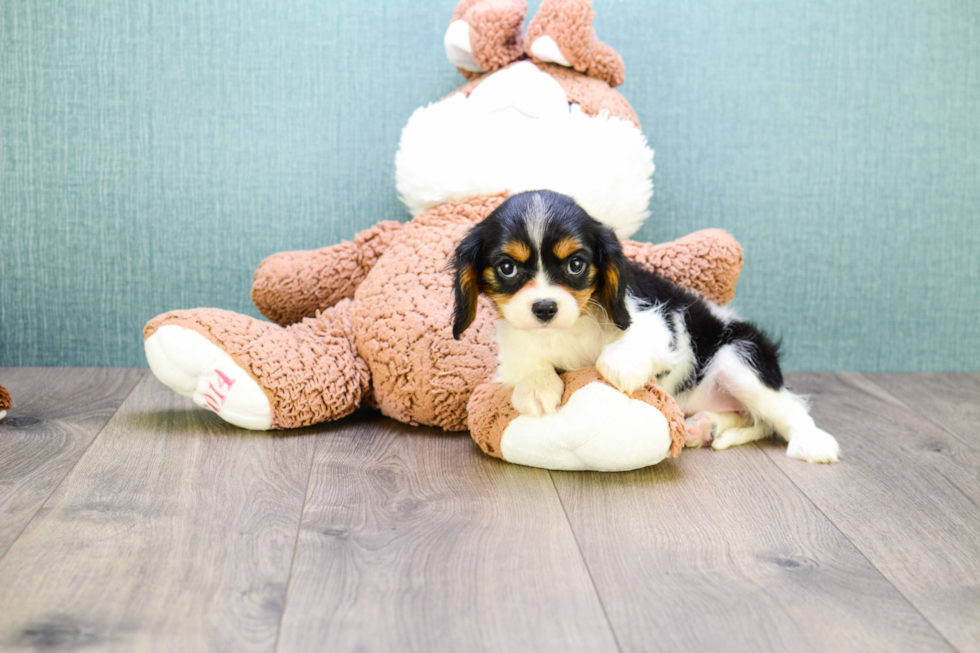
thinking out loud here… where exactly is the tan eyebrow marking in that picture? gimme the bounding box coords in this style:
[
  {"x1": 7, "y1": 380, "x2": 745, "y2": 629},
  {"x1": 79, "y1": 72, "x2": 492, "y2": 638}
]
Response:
[
  {"x1": 502, "y1": 241, "x2": 531, "y2": 263},
  {"x1": 553, "y1": 237, "x2": 582, "y2": 260}
]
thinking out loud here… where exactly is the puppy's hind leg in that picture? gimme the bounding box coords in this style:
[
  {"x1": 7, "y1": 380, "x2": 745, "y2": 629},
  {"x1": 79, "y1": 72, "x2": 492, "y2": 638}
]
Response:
[
  {"x1": 684, "y1": 411, "x2": 745, "y2": 448},
  {"x1": 711, "y1": 421, "x2": 770, "y2": 450},
  {"x1": 711, "y1": 345, "x2": 841, "y2": 463}
]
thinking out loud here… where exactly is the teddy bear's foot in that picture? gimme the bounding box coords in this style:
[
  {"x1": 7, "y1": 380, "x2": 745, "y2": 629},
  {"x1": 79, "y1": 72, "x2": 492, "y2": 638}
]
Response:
[
  {"x1": 447, "y1": 0, "x2": 527, "y2": 76},
  {"x1": 469, "y1": 369, "x2": 686, "y2": 471},
  {"x1": 502, "y1": 383, "x2": 673, "y2": 470},
  {"x1": 144, "y1": 301, "x2": 370, "y2": 430},
  {"x1": 525, "y1": 0, "x2": 625, "y2": 87},
  {"x1": 145, "y1": 325, "x2": 273, "y2": 430}
]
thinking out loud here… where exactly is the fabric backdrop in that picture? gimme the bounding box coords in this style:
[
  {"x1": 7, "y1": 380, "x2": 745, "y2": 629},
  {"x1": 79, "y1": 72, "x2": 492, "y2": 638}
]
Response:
[{"x1": 1, "y1": 0, "x2": 978, "y2": 370}]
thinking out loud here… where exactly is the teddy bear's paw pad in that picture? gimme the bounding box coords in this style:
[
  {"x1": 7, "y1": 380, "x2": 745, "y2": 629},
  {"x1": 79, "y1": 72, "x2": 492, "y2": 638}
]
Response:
[
  {"x1": 0, "y1": 410, "x2": 6, "y2": 421},
  {"x1": 145, "y1": 325, "x2": 273, "y2": 430},
  {"x1": 501, "y1": 382, "x2": 673, "y2": 471}
]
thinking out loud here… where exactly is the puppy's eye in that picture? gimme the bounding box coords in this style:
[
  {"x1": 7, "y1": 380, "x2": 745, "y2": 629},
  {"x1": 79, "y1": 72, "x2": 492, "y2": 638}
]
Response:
[
  {"x1": 567, "y1": 257, "x2": 586, "y2": 275},
  {"x1": 497, "y1": 261, "x2": 518, "y2": 278}
]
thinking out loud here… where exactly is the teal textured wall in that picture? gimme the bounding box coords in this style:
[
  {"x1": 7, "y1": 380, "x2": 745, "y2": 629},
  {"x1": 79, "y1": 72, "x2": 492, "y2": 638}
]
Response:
[{"x1": 1, "y1": 0, "x2": 978, "y2": 370}]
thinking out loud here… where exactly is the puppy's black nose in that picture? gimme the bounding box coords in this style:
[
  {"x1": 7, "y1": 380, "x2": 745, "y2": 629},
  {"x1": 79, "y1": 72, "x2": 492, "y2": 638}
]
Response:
[{"x1": 532, "y1": 300, "x2": 558, "y2": 323}]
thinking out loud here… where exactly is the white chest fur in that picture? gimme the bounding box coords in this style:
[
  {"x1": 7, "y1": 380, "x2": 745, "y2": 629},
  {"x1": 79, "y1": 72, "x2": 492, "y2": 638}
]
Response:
[{"x1": 495, "y1": 314, "x2": 621, "y2": 383}]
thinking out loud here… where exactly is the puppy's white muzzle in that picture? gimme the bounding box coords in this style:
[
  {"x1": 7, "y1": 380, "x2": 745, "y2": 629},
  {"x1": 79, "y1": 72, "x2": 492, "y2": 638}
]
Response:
[{"x1": 502, "y1": 281, "x2": 579, "y2": 330}]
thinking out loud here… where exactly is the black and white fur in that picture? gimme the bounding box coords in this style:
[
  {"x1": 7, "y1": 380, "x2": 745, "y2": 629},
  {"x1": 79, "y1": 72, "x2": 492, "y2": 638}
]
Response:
[{"x1": 452, "y1": 191, "x2": 840, "y2": 463}]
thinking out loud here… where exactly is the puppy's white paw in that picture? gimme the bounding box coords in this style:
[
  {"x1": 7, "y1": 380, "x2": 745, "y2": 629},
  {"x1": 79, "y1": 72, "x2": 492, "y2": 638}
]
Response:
[
  {"x1": 512, "y1": 370, "x2": 565, "y2": 417},
  {"x1": 597, "y1": 344, "x2": 655, "y2": 394},
  {"x1": 786, "y1": 426, "x2": 841, "y2": 464}
]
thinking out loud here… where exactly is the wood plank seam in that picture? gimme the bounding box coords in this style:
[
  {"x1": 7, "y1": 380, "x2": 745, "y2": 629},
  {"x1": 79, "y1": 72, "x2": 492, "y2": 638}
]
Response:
[
  {"x1": 273, "y1": 434, "x2": 319, "y2": 653},
  {"x1": 750, "y1": 438, "x2": 961, "y2": 652},
  {"x1": 0, "y1": 369, "x2": 147, "y2": 567},
  {"x1": 548, "y1": 471, "x2": 625, "y2": 653}
]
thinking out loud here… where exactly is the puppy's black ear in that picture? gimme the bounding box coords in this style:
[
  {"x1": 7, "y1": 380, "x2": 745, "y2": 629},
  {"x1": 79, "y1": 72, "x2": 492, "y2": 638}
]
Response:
[
  {"x1": 451, "y1": 227, "x2": 484, "y2": 340},
  {"x1": 595, "y1": 226, "x2": 631, "y2": 330}
]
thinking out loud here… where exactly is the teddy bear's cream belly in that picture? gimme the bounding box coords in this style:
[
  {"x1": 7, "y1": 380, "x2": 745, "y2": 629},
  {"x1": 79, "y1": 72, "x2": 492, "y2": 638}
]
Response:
[{"x1": 350, "y1": 197, "x2": 504, "y2": 431}]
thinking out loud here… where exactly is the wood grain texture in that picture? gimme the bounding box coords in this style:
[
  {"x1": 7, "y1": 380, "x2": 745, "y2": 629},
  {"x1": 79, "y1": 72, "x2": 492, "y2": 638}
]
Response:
[
  {"x1": 551, "y1": 445, "x2": 953, "y2": 653},
  {"x1": 871, "y1": 373, "x2": 980, "y2": 451},
  {"x1": 0, "y1": 374, "x2": 316, "y2": 653},
  {"x1": 1, "y1": 370, "x2": 975, "y2": 652},
  {"x1": 0, "y1": 367, "x2": 144, "y2": 558},
  {"x1": 275, "y1": 415, "x2": 618, "y2": 653},
  {"x1": 758, "y1": 373, "x2": 980, "y2": 652}
]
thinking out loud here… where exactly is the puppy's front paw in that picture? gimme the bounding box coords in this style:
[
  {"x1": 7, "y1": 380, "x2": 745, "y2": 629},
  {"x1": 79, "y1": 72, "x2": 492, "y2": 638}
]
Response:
[
  {"x1": 787, "y1": 427, "x2": 841, "y2": 464},
  {"x1": 512, "y1": 370, "x2": 564, "y2": 417},
  {"x1": 597, "y1": 345, "x2": 655, "y2": 394}
]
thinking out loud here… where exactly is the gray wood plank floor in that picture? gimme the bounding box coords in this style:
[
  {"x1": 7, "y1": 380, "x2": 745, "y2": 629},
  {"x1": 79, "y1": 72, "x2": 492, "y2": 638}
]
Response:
[
  {"x1": 0, "y1": 369, "x2": 977, "y2": 653},
  {"x1": 757, "y1": 373, "x2": 980, "y2": 653},
  {"x1": 277, "y1": 416, "x2": 617, "y2": 652},
  {"x1": 0, "y1": 367, "x2": 144, "y2": 558},
  {"x1": 871, "y1": 373, "x2": 980, "y2": 451}
]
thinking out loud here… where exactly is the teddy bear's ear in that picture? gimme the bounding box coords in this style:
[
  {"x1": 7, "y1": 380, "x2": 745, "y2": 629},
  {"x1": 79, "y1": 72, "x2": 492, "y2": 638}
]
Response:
[
  {"x1": 445, "y1": 0, "x2": 527, "y2": 79},
  {"x1": 525, "y1": 0, "x2": 625, "y2": 87}
]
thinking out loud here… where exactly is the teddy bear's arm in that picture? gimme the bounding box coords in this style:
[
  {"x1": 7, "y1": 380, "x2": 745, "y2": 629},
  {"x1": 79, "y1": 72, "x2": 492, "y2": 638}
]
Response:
[
  {"x1": 622, "y1": 229, "x2": 744, "y2": 306},
  {"x1": 251, "y1": 221, "x2": 403, "y2": 326}
]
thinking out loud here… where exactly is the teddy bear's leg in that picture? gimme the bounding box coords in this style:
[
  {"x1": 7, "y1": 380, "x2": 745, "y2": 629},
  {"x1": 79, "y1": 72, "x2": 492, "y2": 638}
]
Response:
[
  {"x1": 446, "y1": 0, "x2": 527, "y2": 78},
  {"x1": 251, "y1": 221, "x2": 403, "y2": 326},
  {"x1": 145, "y1": 325, "x2": 274, "y2": 430},
  {"x1": 468, "y1": 370, "x2": 685, "y2": 471},
  {"x1": 525, "y1": 0, "x2": 625, "y2": 87},
  {"x1": 144, "y1": 300, "x2": 370, "y2": 430}
]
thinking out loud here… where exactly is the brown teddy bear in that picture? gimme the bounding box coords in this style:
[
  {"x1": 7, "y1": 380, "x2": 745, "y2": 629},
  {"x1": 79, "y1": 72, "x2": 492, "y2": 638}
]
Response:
[{"x1": 143, "y1": 0, "x2": 744, "y2": 471}]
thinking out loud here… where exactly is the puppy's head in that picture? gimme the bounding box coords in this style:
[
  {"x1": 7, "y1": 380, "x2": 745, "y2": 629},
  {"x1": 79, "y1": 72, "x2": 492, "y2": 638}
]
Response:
[{"x1": 451, "y1": 190, "x2": 631, "y2": 339}]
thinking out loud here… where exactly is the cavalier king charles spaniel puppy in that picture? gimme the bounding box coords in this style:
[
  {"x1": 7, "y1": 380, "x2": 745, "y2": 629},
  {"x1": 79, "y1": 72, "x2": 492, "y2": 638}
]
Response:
[{"x1": 451, "y1": 190, "x2": 840, "y2": 463}]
